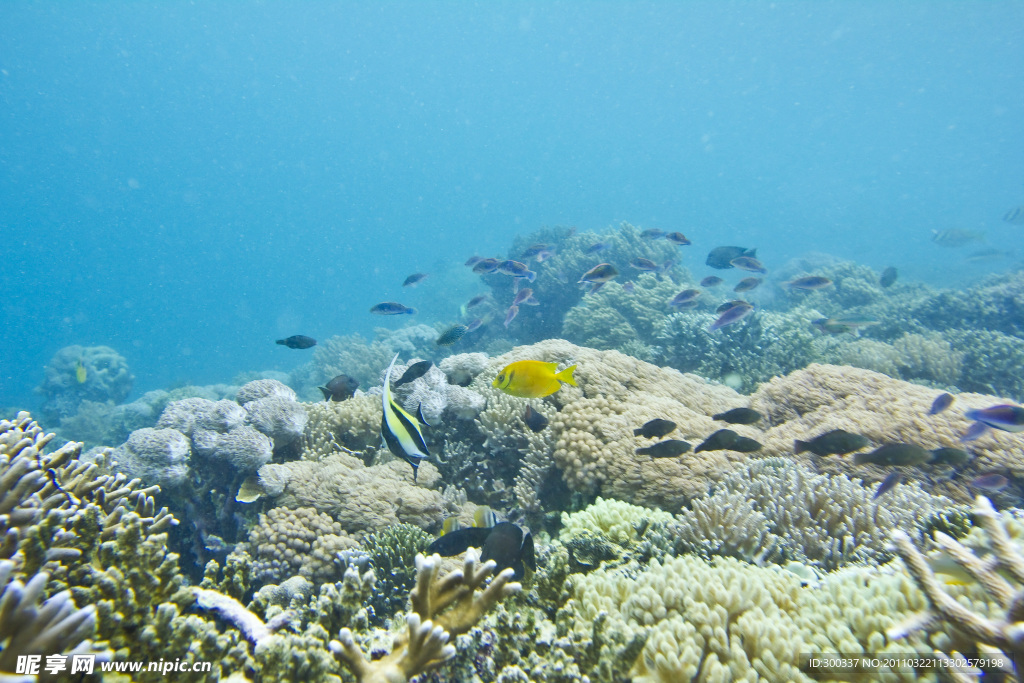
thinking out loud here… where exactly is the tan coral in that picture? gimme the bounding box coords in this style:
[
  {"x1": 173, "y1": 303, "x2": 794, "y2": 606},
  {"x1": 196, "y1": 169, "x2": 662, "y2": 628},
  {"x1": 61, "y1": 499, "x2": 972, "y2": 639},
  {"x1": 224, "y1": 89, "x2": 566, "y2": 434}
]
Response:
[
  {"x1": 750, "y1": 363, "x2": 1024, "y2": 503},
  {"x1": 259, "y1": 454, "x2": 445, "y2": 535},
  {"x1": 246, "y1": 507, "x2": 360, "y2": 584},
  {"x1": 303, "y1": 395, "x2": 381, "y2": 456}
]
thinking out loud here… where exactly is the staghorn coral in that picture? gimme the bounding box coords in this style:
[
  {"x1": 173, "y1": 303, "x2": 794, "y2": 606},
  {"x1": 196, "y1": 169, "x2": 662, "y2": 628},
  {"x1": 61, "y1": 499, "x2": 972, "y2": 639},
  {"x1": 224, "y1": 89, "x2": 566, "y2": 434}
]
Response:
[
  {"x1": 890, "y1": 496, "x2": 1024, "y2": 682},
  {"x1": 751, "y1": 363, "x2": 1024, "y2": 504},
  {"x1": 360, "y1": 523, "x2": 434, "y2": 623},
  {"x1": 258, "y1": 453, "x2": 446, "y2": 534},
  {"x1": 331, "y1": 549, "x2": 521, "y2": 683}
]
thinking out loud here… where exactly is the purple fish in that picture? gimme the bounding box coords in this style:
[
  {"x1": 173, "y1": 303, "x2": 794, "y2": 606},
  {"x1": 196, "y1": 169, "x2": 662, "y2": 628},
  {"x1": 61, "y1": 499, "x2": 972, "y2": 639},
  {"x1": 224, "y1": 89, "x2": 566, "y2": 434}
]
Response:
[
  {"x1": 733, "y1": 277, "x2": 762, "y2": 293},
  {"x1": 630, "y1": 257, "x2": 660, "y2": 272},
  {"x1": 960, "y1": 421, "x2": 990, "y2": 442},
  {"x1": 964, "y1": 404, "x2": 1024, "y2": 432},
  {"x1": 370, "y1": 302, "x2": 416, "y2": 315},
  {"x1": 504, "y1": 305, "x2": 519, "y2": 328},
  {"x1": 700, "y1": 276, "x2": 724, "y2": 288},
  {"x1": 729, "y1": 256, "x2": 767, "y2": 274},
  {"x1": 873, "y1": 471, "x2": 903, "y2": 499},
  {"x1": 465, "y1": 256, "x2": 483, "y2": 267},
  {"x1": 579, "y1": 263, "x2": 618, "y2": 284},
  {"x1": 784, "y1": 276, "x2": 833, "y2": 291},
  {"x1": 466, "y1": 295, "x2": 488, "y2": 309},
  {"x1": 472, "y1": 258, "x2": 501, "y2": 274},
  {"x1": 928, "y1": 393, "x2": 955, "y2": 415},
  {"x1": 520, "y1": 243, "x2": 549, "y2": 259},
  {"x1": 665, "y1": 232, "x2": 691, "y2": 246},
  {"x1": 670, "y1": 289, "x2": 702, "y2": 307},
  {"x1": 971, "y1": 473, "x2": 1010, "y2": 492},
  {"x1": 708, "y1": 302, "x2": 754, "y2": 332},
  {"x1": 466, "y1": 318, "x2": 484, "y2": 332},
  {"x1": 512, "y1": 288, "x2": 539, "y2": 306},
  {"x1": 585, "y1": 242, "x2": 609, "y2": 254},
  {"x1": 498, "y1": 260, "x2": 537, "y2": 282},
  {"x1": 640, "y1": 228, "x2": 666, "y2": 239},
  {"x1": 402, "y1": 273, "x2": 429, "y2": 287},
  {"x1": 622, "y1": 281, "x2": 635, "y2": 293}
]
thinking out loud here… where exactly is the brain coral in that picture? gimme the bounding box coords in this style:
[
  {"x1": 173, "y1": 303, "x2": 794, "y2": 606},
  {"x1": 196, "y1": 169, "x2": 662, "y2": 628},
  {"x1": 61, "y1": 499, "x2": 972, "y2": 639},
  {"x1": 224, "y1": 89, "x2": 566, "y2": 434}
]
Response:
[
  {"x1": 750, "y1": 363, "x2": 1024, "y2": 503},
  {"x1": 466, "y1": 339, "x2": 757, "y2": 510}
]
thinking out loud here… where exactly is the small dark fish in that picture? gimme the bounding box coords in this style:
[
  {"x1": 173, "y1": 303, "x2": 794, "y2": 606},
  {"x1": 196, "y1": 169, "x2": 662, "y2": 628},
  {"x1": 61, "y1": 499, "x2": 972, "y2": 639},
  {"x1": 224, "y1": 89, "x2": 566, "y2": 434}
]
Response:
[
  {"x1": 585, "y1": 242, "x2": 609, "y2": 254},
  {"x1": 466, "y1": 318, "x2": 484, "y2": 332},
  {"x1": 965, "y1": 404, "x2": 1024, "y2": 433},
  {"x1": 971, "y1": 473, "x2": 1010, "y2": 492},
  {"x1": 465, "y1": 256, "x2": 483, "y2": 267},
  {"x1": 436, "y1": 324, "x2": 469, "y2": 346},
  {"x1": 521, "y1": 243, "x2": 550, "y2": 259},
  {"x1": 630, "y1": 257, "x2": 660, "y2": 272},
  {"x1": 960, "y1": 421, "x2": 990, "y2": 442},
  {"x1": 523, "y1": 405, "x2": 549, "y2": 433},
  {"x1": 794, "y1": 429, "x2": 869, "y2": 456},
  {"x1": 879, "y1": 266, "x2": 898, "y2": 288},
  {"x1": 706, "y1": 246, "x2": 756, "y2": 270},
  {"x1": 928, "y1": 393, "x2": 955, "y2": 415},
  {"x1": 427, "y1": 521, "x2": 535, "y2": 580},
  {"x1": 622, "y1": 281, "x2": 635, "y2": 293},
  {"x1": 276, "y1": 335, "x2": 317, "y2": 350},
  {"x1": 403, "y1": 273, "x2": 429, "y2": 287},
  {"x1": 874, "y1": 472, "x2": 903, "y2": 499},
  {"x1": 640, "y1": 228, "x2": 666, "y2": 240},
  {"x1": 498, "y1": 260, "x2": 537, "y2": 281},
  {"x1": 534, "y1": 249, "x2": 555, "y2": 262},
  {"x1": 730, "y1": 436, "x2": 762, "y2": 452},
  {"x1": 579, "y1": 263, "x2": 618, "y2": 284},
  {"x1": 928, "y1": 447, "x2": 971, "y2": 467},
  {"x1": 700, "y1": 276, "x2": 724, "y2": 288},
  {"x1": 670, "y1": 289, "x2": 702, "y2": 307},
  {"x1": 733, "y1": 277, "x2": 762, "y2": 293},
  {"x1": 320, "y1": 374, "x2": 359, "y2": 402},
  {"x1": 665, "y1": 232, "x2": 691, "y2": 246},
  {"x1": 783, "y1": 276, "x2": 832, "y2": 291},
  {"x1": 637, "y1": 439, "x2": 691, "y2": 458},
  {"x1": 729, "y1": 256, "x2": 766, "y2": 274},
  {"x1": 931, "y1": 228, "x2": 984, "y2": 247},
  {"x1": 810, "y1": 315, "x2": 879, "y2": 336},
  {"x1": 694, "y1": 429, "x2": 738, "y2": 453},
  {"x1": 504, "y1": 305, "x2": 519, "y2": 328},
  {"x1": 370, "y1": 302, "x2": 416, "y2": 315},
  {"x1": 395, "y1": 360, "x2": 433, "y2": 387},
  {"x1": 512, "y1": 288, "x2": 539, "y2": 306},
  {"x1": 712, "y1": 408, "x2": 762, "y2": 425},
  {"x1": 633, "y1": 418, "x2": 677, "y2": 439},
  {"x1": 708, "y1": 302, "x2": 754, "y2": 332},
  {"x1": 854, "y1": 443, "x2": 931, "y2": 467},
  {"x1": 467, "y1": 294, "x2": 488, "y2": 309},
  {"x1": 1004, "y1": 206, "x2": 1024, "y2": 226},
  {"x1": 472, "y1": 258, "x2": 501, "y2": 274}
]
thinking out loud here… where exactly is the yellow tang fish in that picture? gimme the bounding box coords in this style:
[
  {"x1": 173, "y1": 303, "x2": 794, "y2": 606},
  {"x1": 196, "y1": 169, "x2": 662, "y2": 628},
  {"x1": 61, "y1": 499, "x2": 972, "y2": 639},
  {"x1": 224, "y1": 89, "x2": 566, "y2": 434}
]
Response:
[
  {"x1": 75, "y1": 359, "x2": 87, "y2": 384},
  {"x1": 381, "y1": 353, "x2": 430, "y2": 480},
  {"x1": 493, "y1": 360, "x2": 577, "y2": 398}
]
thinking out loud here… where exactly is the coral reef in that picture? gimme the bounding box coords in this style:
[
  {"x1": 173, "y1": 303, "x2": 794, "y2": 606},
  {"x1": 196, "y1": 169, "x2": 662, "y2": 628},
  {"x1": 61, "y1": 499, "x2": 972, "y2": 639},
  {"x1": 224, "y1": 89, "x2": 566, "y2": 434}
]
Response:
[
  {"x1": 245, "y1": 506, "x2": 359, "y2": 584},
  {"x1": 111, "y1": 426, "x2": 191, "y2": 488},
  {"x1": 751, "y1": 363, "x2": 1024, "y2": 504},
  {"x1": 37, "y1": 345, "x2": 133, "y2": 424}
]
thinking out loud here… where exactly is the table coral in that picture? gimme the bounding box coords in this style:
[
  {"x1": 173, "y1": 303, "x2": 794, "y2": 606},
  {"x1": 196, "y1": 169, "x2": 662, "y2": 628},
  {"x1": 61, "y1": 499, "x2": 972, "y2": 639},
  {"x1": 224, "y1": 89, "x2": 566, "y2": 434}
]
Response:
[{"x1": 751, "y1": 363, "x2": 1024, "y2": 503}]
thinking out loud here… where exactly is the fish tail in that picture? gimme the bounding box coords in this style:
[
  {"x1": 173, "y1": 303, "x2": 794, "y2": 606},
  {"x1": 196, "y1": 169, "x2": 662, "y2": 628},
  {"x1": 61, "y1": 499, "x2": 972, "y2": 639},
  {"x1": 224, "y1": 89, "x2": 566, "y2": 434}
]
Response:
[
  {"x1": 852, "y1": 452, "x2": 869, "y2": 466},
  {"x1": 793, "y1": 440, "x2": 808, "y2": 454},
  {"x1": 406, "y1": 307, "x2": 418, "y2": 315},
  {"x1": 319, "y1": 387, "x2": 331, "y2": 401},
  {"x1": 633, "y1": 428, "x2": 643, "y2": 436},
  {"x1": 556, "y1": 364, "x2": 578, "y2": 387}
]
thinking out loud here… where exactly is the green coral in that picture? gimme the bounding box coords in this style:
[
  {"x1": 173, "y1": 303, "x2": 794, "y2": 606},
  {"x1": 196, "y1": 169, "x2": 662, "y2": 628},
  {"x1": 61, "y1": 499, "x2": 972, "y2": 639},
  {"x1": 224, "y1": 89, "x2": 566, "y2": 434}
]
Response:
[{"x1": 360, "y1": 523, "x2": 433, "y2": 623}]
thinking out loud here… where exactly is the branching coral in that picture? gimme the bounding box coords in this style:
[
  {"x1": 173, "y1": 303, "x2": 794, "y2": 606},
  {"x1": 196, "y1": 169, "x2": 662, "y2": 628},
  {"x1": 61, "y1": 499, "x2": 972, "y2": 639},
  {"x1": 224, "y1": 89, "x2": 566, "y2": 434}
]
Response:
[
  {"x1": 890, "y1": 496, "x2": 1024, "y2": 681},
  {"x1": 331, "y1": 549, "x2": 521, "y2": 683}
]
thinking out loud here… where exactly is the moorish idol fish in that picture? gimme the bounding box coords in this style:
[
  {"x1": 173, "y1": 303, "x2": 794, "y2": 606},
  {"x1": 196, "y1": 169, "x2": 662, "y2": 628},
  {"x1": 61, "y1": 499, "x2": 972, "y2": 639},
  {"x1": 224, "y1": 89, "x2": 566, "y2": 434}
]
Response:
[{"x1": 381, "y1": 353, "x2": 430, "y2": 480}]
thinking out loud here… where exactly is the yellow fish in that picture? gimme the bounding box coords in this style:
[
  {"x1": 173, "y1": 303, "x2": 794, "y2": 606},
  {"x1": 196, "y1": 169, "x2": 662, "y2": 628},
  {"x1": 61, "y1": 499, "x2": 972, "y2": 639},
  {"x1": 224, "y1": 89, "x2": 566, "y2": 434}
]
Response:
[
  {"x1": 493, "y1": 360, "x2": 577, "y2": 398},
  {"x1": 381, "y1": 353, "x2": 430, "y2": 480},
  {"x1": 75, "y1": 359, "x2": 87, "y2": 384}
]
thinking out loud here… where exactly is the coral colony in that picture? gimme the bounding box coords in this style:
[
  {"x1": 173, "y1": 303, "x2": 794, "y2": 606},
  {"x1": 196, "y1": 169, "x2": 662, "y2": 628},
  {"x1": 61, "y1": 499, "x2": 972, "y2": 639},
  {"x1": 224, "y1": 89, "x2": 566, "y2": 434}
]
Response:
[{"x1": 6, "y1": 222, "x2": 1024, "y2": 681}]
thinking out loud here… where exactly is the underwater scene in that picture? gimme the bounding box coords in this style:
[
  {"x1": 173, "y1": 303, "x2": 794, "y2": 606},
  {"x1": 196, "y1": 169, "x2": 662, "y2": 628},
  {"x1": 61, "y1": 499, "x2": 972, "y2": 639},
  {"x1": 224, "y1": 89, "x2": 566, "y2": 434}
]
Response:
[{"x1": 3, "y1": 3, "x2": 1024, "y2": 682}]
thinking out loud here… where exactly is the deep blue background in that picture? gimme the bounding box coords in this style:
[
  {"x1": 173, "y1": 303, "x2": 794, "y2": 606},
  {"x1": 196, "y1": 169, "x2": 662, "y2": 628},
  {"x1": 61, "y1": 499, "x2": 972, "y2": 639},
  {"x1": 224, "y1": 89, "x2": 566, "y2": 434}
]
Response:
[{"x1": 2, "y1": 2, "x2": 1023, "y2": 409}]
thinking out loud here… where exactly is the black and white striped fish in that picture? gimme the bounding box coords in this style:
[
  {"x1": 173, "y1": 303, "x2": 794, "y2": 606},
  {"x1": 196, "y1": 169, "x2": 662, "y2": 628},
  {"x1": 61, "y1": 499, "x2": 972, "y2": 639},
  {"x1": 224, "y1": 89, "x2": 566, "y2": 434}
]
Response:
[{"x1": 381, "y1": 353, "x2": 430, "y2": 480}]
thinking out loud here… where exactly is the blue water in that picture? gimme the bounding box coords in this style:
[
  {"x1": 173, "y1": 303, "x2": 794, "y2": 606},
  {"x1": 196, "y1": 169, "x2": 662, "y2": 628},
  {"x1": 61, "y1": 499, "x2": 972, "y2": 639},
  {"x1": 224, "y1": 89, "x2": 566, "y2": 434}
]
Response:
[{"x1": 2, "y1": 2, "x2": 1023, "y2": 410}]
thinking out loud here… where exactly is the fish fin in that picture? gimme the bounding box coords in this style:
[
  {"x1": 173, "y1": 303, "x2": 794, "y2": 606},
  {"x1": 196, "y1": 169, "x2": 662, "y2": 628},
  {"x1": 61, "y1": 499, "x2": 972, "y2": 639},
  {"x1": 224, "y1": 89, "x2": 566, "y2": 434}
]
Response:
[
  {"x1": 417, "y1": 403, "x2": 431, "y2": 427},
  {"x1": 556, "y1": 364, "x2": 578, "y2": 387},
  {"x1": 794, "y1": 440, "x2": 808, "y2": 454},
  {"x1": 319, "y1": 387, "x2": 331, "y2": 401},
  {"x1": 473, "y1": 505, "x2": 496, "y2": 528},
  {"x1": 633, "y1": 427, "x2": 643, "y2": 436},
  {"x1": 407, "y1": 307, "x2": 418, "y2": 315},
  {"x1": 522, "y1": 531, "x2": 536, "y2": 571},
  {"x1": 852, "y1": 452, "x2": 869, "y2": 466},
  {"x1": 427, "y1": 527, "x2": 493, "y2": 556}
]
